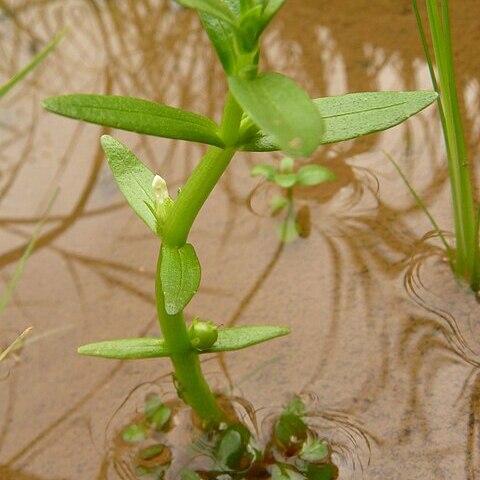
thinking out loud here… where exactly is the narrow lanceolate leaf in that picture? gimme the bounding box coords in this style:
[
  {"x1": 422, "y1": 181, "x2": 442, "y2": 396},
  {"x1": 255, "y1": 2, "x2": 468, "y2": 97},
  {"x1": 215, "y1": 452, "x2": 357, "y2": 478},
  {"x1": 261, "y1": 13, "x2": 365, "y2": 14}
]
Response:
[
  {"x1": 239, "y1": 91, "x2": 438, "y2": 152},
  {"x1": 204, "y1": 325, "x2": 290, "y2": 352},
  {"x1": 161, "y1": 244, "x2": 201, "y2": 315},
  {"x1": 100, "y1": 135, "x2": 157, "y2": 233},
  {"x1": 77, "y1": 325, "x2": 290, "y2": 360},
  {"x1": 228, "y1": 73, "x2": 324, "y2": 157},
  {"x1": 43, "y1": 95, "x2": 224, "y2": 147},
  {"x1": 0, "y1": 28, "x2": 67, "y2": 98},
  {"x1": 175, "y1": 0, "x2": 236, "y2": 25},
  {"x1": 78, "y1": 337, "x2": 169, "y2": 359},
  {"x1": 200, "y1": 13, "x2": 237, "y2": 74}
]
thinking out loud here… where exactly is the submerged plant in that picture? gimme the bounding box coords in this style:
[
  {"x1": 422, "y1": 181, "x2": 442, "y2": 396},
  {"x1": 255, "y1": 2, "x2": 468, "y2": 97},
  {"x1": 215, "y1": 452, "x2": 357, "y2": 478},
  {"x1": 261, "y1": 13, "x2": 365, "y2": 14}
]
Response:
[
  {"x1": 409, "y1": 0, "x2": 480, "y2": 291},
  {"x1": 42, "y1": 0, "x2": 436, "y2": 476},
  {"x1": 251, "y1": 157, "x2": 336, "y2": 243}
]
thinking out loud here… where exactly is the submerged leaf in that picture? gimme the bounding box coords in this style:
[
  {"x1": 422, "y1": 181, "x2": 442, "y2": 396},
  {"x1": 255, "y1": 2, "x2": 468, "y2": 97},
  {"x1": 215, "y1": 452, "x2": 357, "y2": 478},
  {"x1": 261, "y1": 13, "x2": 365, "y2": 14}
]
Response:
[
  {"x1": 240, "y1": 91, "x2": 438, "y2": 151},
  {"x1": 122, "y1": 424, "x2": 148, "y2": 444},
  {"x1": 251, "y1": 164, "x2": 277, "y2": 180},
  {"x1": 100, "y1": 135, "x2": 157, "y2": 233},
  {"x1": 43, "y1": 95, "x2": 224, "y2": 147},
  {"x1": 228, "y1": 73, "x2": 323, "y2": 156},
  {"x1": 160, "y1": 244, "x2": 201, "y2": 315},
  {"x1": 295, "y1": 165, "x2": 336, "y2": 186}
]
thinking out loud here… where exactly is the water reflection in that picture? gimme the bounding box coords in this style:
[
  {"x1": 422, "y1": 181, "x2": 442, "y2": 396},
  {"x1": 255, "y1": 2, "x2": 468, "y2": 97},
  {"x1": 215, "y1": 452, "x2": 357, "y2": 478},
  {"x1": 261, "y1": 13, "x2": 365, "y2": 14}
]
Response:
[{"x1": 0, "y1": 0, "x2": 480, "y2": 478}]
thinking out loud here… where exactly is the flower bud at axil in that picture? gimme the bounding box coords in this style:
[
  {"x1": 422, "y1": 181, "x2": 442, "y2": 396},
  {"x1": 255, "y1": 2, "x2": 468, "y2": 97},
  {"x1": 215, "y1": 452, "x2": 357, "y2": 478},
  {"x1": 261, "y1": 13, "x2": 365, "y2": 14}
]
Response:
[
  {"x1": 151, "y1": 175, "x2": 174, "y2": 234},
  {"x1": 188, "y1": 317, "x2": 218, "y2": 351}
]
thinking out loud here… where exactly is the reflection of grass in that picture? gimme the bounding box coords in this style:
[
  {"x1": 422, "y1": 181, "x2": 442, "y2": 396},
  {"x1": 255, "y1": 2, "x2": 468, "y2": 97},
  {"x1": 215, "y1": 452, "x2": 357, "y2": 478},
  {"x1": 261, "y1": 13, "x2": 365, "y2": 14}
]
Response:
[{"x1": 413, "y1": 0, "x2": 479, "y2": 291}]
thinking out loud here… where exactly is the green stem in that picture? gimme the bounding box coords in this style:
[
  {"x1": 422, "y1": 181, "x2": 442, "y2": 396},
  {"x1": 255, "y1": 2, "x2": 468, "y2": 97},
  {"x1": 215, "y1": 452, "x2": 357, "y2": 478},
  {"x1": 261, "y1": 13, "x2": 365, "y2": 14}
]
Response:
[
  {"x1": 155, "y1": 251, "x2": 223, "y2": 427},
  {"x1": 162, "y1": 93, "x2": 243, "y2": 247},
  {"x1": 155, "y1": 92, "x2": 244, "y2": 426}
]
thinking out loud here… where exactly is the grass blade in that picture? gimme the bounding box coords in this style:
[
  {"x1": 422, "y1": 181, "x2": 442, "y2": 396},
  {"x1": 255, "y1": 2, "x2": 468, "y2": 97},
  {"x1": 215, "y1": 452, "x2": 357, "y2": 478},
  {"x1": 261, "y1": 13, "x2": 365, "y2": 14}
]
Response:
[
  {"x1": 0, "y1": 327, "x2": 33, "y2": 363},
  {"x1": 0, "y1": 28, "x2": 66, "y2": 98},
  {"x1": 385, "y1": 152, "x2": 453, "y2": 255}
]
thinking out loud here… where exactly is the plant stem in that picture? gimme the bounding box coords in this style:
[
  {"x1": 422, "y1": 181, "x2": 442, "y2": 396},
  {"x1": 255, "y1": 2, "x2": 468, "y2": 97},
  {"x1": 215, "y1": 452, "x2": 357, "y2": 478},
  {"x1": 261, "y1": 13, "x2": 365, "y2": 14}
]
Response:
[
  {"x1": 155, "y1": 92, "x2": 244, "y2": 426},
  {"x1": 162, "y1": 93, "x2": 243, "y2": 247},
  {"x1": 155, "y1": 252, "x2": 223, "y2": 427}
]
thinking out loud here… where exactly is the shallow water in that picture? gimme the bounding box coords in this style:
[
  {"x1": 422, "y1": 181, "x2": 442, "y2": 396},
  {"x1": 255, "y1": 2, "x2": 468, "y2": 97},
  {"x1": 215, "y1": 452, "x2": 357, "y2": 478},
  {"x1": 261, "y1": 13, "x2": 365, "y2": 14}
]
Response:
[{"x1": 1, "y1": 0, "x2": 480, "y2": 478}]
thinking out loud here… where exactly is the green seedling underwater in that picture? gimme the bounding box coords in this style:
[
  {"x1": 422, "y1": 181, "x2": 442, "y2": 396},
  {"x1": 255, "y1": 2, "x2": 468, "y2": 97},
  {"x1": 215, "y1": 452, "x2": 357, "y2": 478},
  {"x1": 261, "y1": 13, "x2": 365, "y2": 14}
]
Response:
[
  {"x1": 251, "y1": 156, "x2": 335, "y2": 243},
  {"x1": 42, "y1": 0, "x2": 437, "y2": 476},
  {"x1": 395, "y1": 0, "x2": 480, "y2": 292},
  {"x1": 0, "y1": 30, "x2": 65, "y2": 363}
]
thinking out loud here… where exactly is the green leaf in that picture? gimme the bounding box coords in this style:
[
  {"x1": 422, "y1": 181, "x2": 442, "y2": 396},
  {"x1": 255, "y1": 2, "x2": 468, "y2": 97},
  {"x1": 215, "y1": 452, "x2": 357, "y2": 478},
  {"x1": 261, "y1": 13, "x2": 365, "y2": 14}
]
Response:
[
  {"x1": 78, "y1": 337, "x2": 170, "y2": 359},
  {"x1": 274, "y1": 173, "x2": 297, "y2": 188},
  {"x1": 251, "y1": 164, "x2": 277, "y2": 180},
  {"x1": 205, "y1": 325, "x2": 290, "y2": 352},
  {"x1": 259, "y1": 0, "x2": 286, "y2": 32},
  {"x1": 181, "y1": 469, "x2": 203, "y2": 480},
  {"x1": 215, "y1": 424, "x2": 251, "y2": 470},
  {"x1": 43, "y1": 95, "x2": 224, "y2": 147},
  {"x1": 100, "y1": 135, "x2": 157, "y2": 233},
  {"x1": 305, "y1": 464, "x2": 337, "y2": 480},
  {"x1": 161, "y1": 243, "x2": 201, "y2": 315},
  {"x1": 200, "y1": 12, "x2": 237, "y2": 74},
  {"x1": 240, "y1": 91, "x2": 438, "y2": 151},
  {"x1": 145, "y1": 394, "x2": 172, "y2": 432},
  {"x1": 296, "y1": 165, "x2": 336, "y2": 186},
  {"x1": 228, "y1": 72, "x2": 323, "y2": 156},
  {"x1": 139, "y1": 444, "x2": 165, "y2": 461},
  {"x1": 274, "y1": 397, "x2": 308, "y2": 449},
  {"x1": 77, "y1": 326, "x2": 289, "y2": 359},
  {"x1": 122, "y1": 424, "x2": 148, "y2": 444},
  {"x1": 299, "y1": 437, "x2": 329, "y2": 463},
  {"x1": 175, "y1": 0, "x2": 237, "y2": 25},
  {"x1": 271, "y1": 465, "x2": 307, "y2": 480},
  {"x1": 0, "y1": 28, "x2": 67, "y2": 98}
]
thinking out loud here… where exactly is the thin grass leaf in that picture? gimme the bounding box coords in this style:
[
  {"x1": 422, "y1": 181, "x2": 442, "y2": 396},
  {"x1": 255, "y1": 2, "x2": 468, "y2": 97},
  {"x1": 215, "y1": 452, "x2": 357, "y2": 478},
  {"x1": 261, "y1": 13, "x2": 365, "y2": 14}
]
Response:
[
  {"x1": 0, "y1": 327, "x2": 33, "y2": 363},
  {"x1": 239, "y1": 91, "x2": 437, "y2": 151},
  {"x1": 100, "y1": 135, "x2": 157, "y2": 233},
  {"x1": 0, "y1": 28, "x2": 67, "y2": 98},
  {"x1": 229, "y1": 72, "x2": 323, "y2": 157},
  {"x1": 43, "y1": 95, "x2": 224, "y2": 147},
  {"x1": 385, "y1": 151, "x2": 453, "y2": 256}
]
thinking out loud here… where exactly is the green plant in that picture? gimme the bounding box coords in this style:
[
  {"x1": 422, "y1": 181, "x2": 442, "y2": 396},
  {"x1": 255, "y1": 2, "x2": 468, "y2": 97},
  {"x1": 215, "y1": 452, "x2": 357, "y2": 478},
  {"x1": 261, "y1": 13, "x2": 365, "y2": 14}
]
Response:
[
  {"x1": 251, "y1": 156, "x2": 335, "y2": 243},
  {"x1": 43, "y1": 0, "x2": 436, "y2": 432},
  {"x1": 0, "y1": 30, "x2": 65, "y2": 363},
  {"x1": 411, "y1": 0, "x2": 479, "y2": 290}
]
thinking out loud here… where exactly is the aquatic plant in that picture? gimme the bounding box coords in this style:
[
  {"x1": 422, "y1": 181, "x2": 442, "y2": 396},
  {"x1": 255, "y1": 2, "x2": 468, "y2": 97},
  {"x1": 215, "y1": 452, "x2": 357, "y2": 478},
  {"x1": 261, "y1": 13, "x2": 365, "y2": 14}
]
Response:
[
  {"x1": 410, "y1": 0, "x2": 479, "y2": 291},
  {"x1": 251, "y1": 156, "x2": 336, "y2": 243},
  {"x1": 42, "y1": 0, "x2": 436, "y2": 476},
  {"x1": 0, "y1": 30, "x2": 65, "y2": 363}
]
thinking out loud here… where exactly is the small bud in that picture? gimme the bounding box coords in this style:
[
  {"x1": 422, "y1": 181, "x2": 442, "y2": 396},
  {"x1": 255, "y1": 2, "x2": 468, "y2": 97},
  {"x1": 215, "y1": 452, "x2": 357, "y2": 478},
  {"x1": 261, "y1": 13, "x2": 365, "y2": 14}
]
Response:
[
  {"x1": 188, "y1": 317, "x2": 218, "y2": 351},
  {"x1": 151, "y1": 175, "x2": 173, "y2": 235},
  {"x1": 152, "y1": 175, "x2": 169, "y2": 203}
]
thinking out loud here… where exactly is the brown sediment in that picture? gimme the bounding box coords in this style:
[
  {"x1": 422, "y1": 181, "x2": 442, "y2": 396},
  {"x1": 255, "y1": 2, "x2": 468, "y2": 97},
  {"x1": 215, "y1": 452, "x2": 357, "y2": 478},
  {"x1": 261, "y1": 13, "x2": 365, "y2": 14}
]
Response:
[{"x1": 0, "y1": 0, "x2": 480, "y2": 478}]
